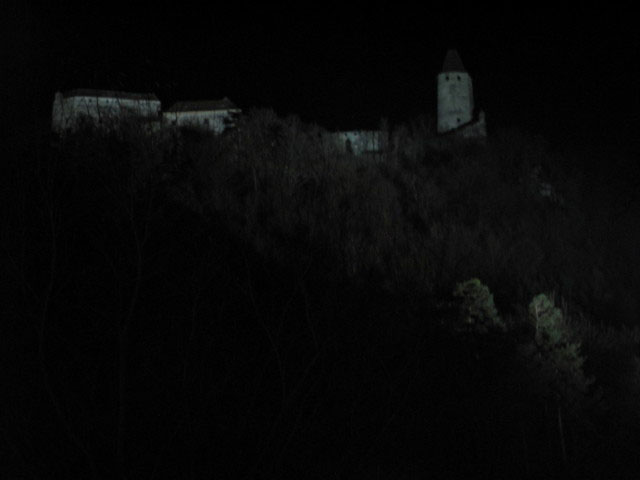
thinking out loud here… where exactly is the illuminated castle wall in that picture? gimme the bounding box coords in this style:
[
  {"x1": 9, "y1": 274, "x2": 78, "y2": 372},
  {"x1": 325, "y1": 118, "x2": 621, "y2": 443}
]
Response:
[{"x1": 436, "y1": 49, "x2": 486, "y2": 139}]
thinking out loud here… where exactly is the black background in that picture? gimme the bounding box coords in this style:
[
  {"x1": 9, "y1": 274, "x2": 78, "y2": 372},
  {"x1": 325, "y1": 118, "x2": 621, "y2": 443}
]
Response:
[{"x1": 5, "y1": 3, "x2": 640, "y2": 151}]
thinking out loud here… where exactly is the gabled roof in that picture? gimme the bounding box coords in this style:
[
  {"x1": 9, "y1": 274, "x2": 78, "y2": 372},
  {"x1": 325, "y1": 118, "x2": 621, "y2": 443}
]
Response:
[
  {"x1": 442, "y1": 49, "x2": 466, "y2": 72},
  {"x1": 62, "y1": 89, "x2": 159, "y2": 101},
  {"x1": 165, "y1": 97, "x2": 239, "y2": 113}
]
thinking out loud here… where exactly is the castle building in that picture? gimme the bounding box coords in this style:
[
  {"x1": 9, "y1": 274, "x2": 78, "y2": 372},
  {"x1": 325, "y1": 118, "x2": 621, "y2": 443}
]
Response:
[
  {"x1": 52, "y1": 89, "x2": 161, "y2": 133},
  {"x1": 162, "y1": 97, "x2": 241, "y2": 134},
  {"x1": 329, "y1": 130, "x2": 385, "y2": 156},
  {"x1": 436, "y1": 49, "x2": 486, "y2": 138}
]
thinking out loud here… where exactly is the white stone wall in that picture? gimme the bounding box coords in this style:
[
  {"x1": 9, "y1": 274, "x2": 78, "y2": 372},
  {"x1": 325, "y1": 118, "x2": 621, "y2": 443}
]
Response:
[
  {"x1": 51, "y1": 92, "x2": 65, "y2": 133},
  {"x1": 162, "y1": 110, "x2": 240, "y2": 134},
  {"x1": 329, "y1": 130, "x2": 385, "y2": 156},
  {"x1": 52, "y1": 92, "x2": 161, "y2": 133},
  {"x1": 437, "y1": 71, "x2": 474, "y2": 134},
  {"x1": 458, "y1": 111, "x2": 487, "y2": 139}
]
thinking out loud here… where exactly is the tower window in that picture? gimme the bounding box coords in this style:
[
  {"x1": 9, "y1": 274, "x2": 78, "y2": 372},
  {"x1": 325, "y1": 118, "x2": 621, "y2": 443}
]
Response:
[
  {"x1": 446, "y1": 75, "x2": 449, "y2": 81},
  {"x1": 457, "y1": 75, "x2": 461, "y2": 80},
  {"x1": 457, "y1": 118, "x2": 461, "y2": 123}
]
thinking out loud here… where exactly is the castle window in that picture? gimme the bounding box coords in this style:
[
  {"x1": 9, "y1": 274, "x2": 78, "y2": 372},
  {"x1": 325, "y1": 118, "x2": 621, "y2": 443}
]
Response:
[
  {"x1": 457, "y1": 118, "x2": 461, "y2": 123},
  {"x1": 446, "y1": 75, "x2": 449, "y2": 81},
  {"x1": 457, "y1": 75, "x2": 461, "y2": 80}
]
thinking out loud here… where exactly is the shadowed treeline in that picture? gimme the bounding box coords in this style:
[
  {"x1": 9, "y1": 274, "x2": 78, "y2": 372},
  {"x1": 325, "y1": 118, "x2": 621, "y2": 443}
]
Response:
[{"x1": 3, "y1": 110, "x2": 640, "y2": 479}]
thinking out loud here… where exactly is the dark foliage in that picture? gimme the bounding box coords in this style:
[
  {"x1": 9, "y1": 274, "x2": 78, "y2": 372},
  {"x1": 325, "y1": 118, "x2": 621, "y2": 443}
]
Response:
[{"x1": 3, "y1": 112, "x2": 640, "y2": 479}]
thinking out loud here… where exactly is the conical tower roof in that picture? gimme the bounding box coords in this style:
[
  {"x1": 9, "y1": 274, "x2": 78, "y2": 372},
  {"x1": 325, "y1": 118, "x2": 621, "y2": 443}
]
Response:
[{"x1": 442, "y1": 49, "x2": 466, "y2": 72}]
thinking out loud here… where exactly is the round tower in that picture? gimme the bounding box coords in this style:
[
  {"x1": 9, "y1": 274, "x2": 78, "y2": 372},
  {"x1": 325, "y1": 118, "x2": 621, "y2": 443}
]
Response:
[{"x1": 437, "y1": 49, "x2": 474, "y2": 134}]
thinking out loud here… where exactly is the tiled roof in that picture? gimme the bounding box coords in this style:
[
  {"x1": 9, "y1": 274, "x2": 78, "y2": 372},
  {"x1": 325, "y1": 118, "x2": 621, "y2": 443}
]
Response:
[
  {"x1": 63, "y1": 89, "x2": 159, "y2": 101},
  {"x1": 442, "y1": 49, "x2": 466, "y2": 72},
  {"x1": 165, "y1": 97, "x2": 239, "y2": 112}
]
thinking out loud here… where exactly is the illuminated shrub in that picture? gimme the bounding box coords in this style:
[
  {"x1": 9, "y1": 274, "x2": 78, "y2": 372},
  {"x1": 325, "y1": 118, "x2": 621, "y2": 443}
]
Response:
[
  {"x1": 452, "y1": 278, "x2": 506, "y2": 334},
  {"x1": 529, "y1": 293, "x2": 568, "y2": 346},
  {"x1": 519, "y1": 294, "x2": 594, "y2": 407}
]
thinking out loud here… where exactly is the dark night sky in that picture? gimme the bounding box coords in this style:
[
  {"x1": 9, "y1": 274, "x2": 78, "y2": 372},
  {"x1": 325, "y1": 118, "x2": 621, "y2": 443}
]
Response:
[{"x1": 5, "y1": 3, "x2": 640, "y2": 152}]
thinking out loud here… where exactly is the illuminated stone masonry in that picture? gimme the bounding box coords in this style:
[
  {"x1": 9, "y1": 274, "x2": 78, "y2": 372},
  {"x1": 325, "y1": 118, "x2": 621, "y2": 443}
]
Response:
[
  {"x1": 162, "y1": 98, "x2": 241, "y2": 134},
  {"x1": 52, "y1": 89, "x2": 162, "y2": 134},
  {"x1": 52, "y1": 50, "x2": 485, "y2": 146},
  {"x1": 51, "y1": 89, "x2": 240, "y2": 135},
  {"x1": 436, "y1": 49, "x2": 486, "y2": 139}
]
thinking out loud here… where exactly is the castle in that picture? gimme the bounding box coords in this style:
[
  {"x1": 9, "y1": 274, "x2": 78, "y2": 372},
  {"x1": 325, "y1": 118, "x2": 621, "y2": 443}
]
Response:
[
  {"x1": 51, "y1": 50, "x2": 486, "y2": 147},
  {"x1": 51, "y1": 89, "x2": 162, "y2": 134},
  {"x1": 51, "y1": 90, "x2": 240, "y2": 135},
  {"x1": 436, "y1": 49, "x2": 487, "y2": 139},
  {"x1": 324, "y1": 50, "x2": 486, "y2": 156}
]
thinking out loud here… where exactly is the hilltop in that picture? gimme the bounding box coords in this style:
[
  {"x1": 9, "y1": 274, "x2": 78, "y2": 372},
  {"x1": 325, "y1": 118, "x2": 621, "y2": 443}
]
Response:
[{"x1": 3, "y1": 109, "x2": 640, "y2": 478}]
